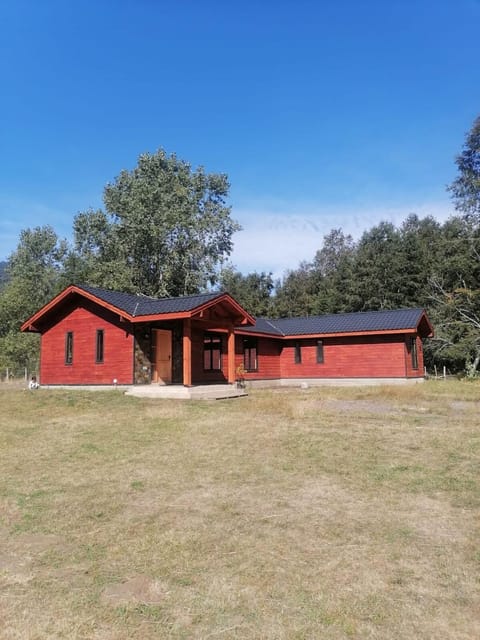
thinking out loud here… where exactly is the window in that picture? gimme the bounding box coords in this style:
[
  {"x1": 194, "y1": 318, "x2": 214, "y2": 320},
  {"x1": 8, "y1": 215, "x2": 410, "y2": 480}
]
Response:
[
  {"x1": 410, "y1": 337, "x2": 418, "y2": 370},
  {"x1": 96, "y1": 329, "x2": 104, "y2": 363},
  {"x1": 317, "y1": 340, "x2": 324, "y2": 364},
  {"x1": 65, "y1": 332, "x2": 73, "y2": 365},
  {"x1": 294, "y1": 341, "x2": 302, "y2": 364},
  {"x1": 243, "y1": 338, "x2": 258, "y2": 371},
  {"x1": 204, "y1": 333, "x2": 222, "y2": 370}
]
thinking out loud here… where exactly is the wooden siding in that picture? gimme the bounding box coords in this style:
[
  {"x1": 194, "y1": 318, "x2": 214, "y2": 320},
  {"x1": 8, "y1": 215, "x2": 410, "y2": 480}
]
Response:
[
  {"x1": 39, "y1": 300, "x2": 134, "y2": 385},
  {"x1": 235, "y1": 336, "x2": 282, "y2": 380},
  {"x1": 233, "y1": 334, "x2": 426, "y2": 381},
  {"x1": 277, "y1": 334, "x2": 423, "y2": 379}
]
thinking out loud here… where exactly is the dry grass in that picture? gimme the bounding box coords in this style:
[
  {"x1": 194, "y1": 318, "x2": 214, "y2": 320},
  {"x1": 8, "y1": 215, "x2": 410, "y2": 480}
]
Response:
[{"x1": 1, "y1": 381, "x2": 479, "y2": 639}]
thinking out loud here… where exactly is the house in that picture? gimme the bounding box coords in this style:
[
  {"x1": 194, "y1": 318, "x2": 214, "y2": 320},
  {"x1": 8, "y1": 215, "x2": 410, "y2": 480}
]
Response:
[{"x1": 21, "y1": 284, "x2": 433, "y2": 387}]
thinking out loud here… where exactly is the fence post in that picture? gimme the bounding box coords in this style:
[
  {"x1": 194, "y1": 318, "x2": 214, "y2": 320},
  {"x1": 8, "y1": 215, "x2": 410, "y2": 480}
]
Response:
[
  {"x1": 25, "y1": 367, "x2": 28, "y2": 382},
  {"x1": 6, "y1": 367, "x2": 9, "y2": 382}
]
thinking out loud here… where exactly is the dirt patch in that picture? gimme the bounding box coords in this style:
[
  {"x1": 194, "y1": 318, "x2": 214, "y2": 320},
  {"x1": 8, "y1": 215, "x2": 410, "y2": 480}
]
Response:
[
  {"x1": 13, "y1": 533, "x2": 63, "y2": 553},
  {"x1": 0, "y1": 498, "x2": 23, "y2": 528},
  {"x1": 101, "y1": 574, "x2": 168, "y2": 606},
  {"x1": 449, "y1": 400, "x2": 478, "y2": 412},
  {"x1": 400, "y1": 494, "x2": 472, "y2": 545},
  {"x1": 0, "y1": 552, "x2": 33, "y2": 584},
  {"x1": 322, "y1": 399, "x2": 400, "y2": 415}
]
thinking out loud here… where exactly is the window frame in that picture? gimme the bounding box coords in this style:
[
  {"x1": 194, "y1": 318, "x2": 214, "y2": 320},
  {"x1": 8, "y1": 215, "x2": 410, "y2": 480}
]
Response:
[
  {"x1": 316, "y1": 340, "x2": 324, "y2": 364},
  {"x1": 203, "y1": 333, "x2": 222, "y2": 371},
  {"x1": 95, "y1": 329, "x2": 104, "y2": 364},
  {"x1": 65, "y1": 331, "x2": 73, "y2": 365},
  {"x1": 410, "y1": 336, "x2": 418, "y2": 370},
  {"x1": 243, "y1": 338, "x2": 258, "y2": 372},
  {"x1": 294, "y1": 341, "x2": 302, "y2": 364}
]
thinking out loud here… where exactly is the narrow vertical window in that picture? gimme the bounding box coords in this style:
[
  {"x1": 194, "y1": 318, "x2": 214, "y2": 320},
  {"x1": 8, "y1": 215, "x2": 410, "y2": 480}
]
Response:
[
  {"x1": 96, "y1": 329, "x2": 104, "y2": 363},
  {"x1": 294, "y1": 341, "x2": 302, "y2": 364},
  {"x1": 317, "y1": 340, "x2": 324, "y2": 364},
  {"x1": 243, "y1": 338, "x2": 258, "y2": 371},
  {"x1": 411, "y1": 337, "x2": 418, "y2": 370},
  {"x1": 65, "y1": 331, "x2": 73, "y2": 365}
]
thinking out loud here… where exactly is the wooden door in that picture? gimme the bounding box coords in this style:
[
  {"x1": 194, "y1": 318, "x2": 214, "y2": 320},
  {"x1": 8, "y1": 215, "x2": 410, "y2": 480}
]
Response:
[{"x1": 153, "y1": 329, "x2": 172, "y2": 384}]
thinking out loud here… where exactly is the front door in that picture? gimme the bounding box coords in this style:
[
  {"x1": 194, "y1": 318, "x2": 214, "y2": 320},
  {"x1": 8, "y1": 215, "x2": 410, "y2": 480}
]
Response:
[{"x1": 153, "y1": 329, "x2": 172, "y2": 384}]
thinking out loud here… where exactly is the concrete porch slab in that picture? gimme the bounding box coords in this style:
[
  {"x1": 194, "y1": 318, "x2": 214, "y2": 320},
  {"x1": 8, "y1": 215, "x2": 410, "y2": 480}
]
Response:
[{"x1": 125, "y1": 384, "x2": 248, "y2": 400}]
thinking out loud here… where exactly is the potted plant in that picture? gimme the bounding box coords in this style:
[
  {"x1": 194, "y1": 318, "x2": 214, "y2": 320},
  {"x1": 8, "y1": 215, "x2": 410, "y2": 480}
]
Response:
[{"x1": 236, "y1": 363, "x2": 246, "y2": 389}]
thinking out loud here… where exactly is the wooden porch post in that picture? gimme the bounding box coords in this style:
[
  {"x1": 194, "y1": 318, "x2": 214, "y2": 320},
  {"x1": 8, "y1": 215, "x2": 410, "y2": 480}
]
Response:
[
  {"x1": 227, "y1": 326, "x2": 236, "y2": 384},
  {"x1": 183, "y1": 318, "x2": 192, "y2": 386}
]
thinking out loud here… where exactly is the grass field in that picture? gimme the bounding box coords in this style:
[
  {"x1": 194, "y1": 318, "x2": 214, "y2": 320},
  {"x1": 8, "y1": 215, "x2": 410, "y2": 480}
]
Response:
[{"x1": 0, "y1": 381, "x2": 479, "y2": 639}]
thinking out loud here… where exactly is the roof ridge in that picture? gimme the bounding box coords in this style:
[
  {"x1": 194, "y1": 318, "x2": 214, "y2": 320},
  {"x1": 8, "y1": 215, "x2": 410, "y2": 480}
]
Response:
[
  {"x1": 77, "y1": 283, "x2": 222, "y2": 303},
  {"x1": 153, "y1": 290, "x2": 223, "y2": 302}
]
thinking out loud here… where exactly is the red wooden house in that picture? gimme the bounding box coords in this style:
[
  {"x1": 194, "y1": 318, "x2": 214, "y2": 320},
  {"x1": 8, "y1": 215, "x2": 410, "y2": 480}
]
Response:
[{"x1": 21, "y1": 284, "x2": 433, "y2": 387}]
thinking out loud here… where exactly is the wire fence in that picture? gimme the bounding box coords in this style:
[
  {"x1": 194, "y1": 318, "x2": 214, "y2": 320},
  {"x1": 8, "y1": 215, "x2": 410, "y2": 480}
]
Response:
[{"x1": 0, "y1": 364, "x2": 39, "y2": 384}]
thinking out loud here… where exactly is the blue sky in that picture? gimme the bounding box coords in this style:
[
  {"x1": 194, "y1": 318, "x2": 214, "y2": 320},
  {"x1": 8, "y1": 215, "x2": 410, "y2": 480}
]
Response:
[{"x1": 1, "y1": 0, "x2": 479, "y2": 277}]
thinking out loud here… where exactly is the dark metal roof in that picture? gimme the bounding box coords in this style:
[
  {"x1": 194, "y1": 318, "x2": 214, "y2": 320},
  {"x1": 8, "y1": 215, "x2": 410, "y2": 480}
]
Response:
[
  {"x1": 240, "y1": 308, "x2": 427, "y2": 337},
  {"x1": 75, "y1": 285, "x2": 426, "y2": 335},
  {"x1": 77, "y1": 284, "x2": 223, "y2": 317},
  {"x1": 240, "y1": 317, "x2": 284, "y2": 336}
]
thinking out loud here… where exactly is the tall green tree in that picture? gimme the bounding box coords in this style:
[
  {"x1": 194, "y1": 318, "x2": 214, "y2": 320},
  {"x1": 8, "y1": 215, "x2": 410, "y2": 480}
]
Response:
[
  {"x1": 311, "y1": 228, "x2": 357, "y2": 313},
  {"x1": 218, "y1": 267, "x2": 274, "y2": 316},
  {"x1": 428, "y1": 115, "x2": 480, "y2": 375},
  {"x1": 427, "y1": 215, "x2": 480, "y2": 375},
  {"x1": 348, "y1": 221, "x2": 406, "y2": 310},
  {"x1": 74, "y1": 150, "x2": 240, "y2": 297},
  {"x1": 273, "y1": 262, "x2": 319, "y2": 317},
  {"x1": 448, "y1": 116, "x2": 480, "y2": 219},
  {"x1": 0, "y1": 226, "x2": 67, "y2": 370}
]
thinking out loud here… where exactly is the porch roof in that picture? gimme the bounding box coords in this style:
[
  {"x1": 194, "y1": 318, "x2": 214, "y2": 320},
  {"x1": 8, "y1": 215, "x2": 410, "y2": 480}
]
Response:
[{"x1": 77, "y1": 284, "x2": 224, "y2": 317}]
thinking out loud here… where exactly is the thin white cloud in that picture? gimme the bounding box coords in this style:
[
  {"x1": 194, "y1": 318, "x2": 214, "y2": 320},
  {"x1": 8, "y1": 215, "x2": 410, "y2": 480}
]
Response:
[{"x1": 230, "y1": 200, "x2": 455, "y2": 279}]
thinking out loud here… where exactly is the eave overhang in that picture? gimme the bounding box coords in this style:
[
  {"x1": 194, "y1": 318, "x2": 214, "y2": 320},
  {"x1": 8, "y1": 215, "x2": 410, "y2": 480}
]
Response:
[{"x1": 234, "y1": 327, "x2": 420, "y2": 340}]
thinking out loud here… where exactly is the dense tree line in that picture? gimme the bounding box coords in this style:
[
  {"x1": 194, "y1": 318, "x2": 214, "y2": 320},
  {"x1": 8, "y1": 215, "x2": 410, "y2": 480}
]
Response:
[{"x1": 1, "y1": 117, "x2": 480, "y2": 375}]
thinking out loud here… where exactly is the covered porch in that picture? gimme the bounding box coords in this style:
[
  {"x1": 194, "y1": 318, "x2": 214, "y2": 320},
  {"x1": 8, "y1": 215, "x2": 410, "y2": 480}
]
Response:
[{"x1": 132, "y1": 295, "x2": 254, "y2": 387}]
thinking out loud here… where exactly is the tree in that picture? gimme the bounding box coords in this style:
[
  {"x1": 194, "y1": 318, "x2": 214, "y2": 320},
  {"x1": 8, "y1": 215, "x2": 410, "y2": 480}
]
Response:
[
  {"x1": 218, "y1": 267, "x2": 274, "y2": 316},
  {"x1": 311, "y1": 229, "x2": 357, "y2": 313},
  {"x1": 0, "y1": 261, "x2": 8, "y2": 290},
  {"x1": 449, "y1": 116, "x2": 480, "y2": 219},
  {"x1": 428, "y1": 115, "x2": 480, "y2": 374},
  {"x1": 398, "y1": 214, "x2": 443, "y2": 308},
  {"x1": 0, "y1": 226, "x2": 67, "y2": 371},
  {"x1": 273, "y1": 262, "x2": 319, "y2": 317},
  {"x1": 349, "y1": 221, "x2": 406, "y2": 310},
  {"x1": 74, "y1": 150, "x2": 240, "y2": 297},
  {"x1": 426, "y1": 215, "x2": 480, "y2": 375}
]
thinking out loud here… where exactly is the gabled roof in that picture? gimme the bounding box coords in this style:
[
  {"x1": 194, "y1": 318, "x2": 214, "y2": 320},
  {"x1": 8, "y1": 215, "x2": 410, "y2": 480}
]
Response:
[
  {"x1": 21, "y1": 284, "x2": 255, "y2": 332},
  {"x1": 239, "y1": 308, "x2": 433, "y2": 338},
  {"x1": 77, "y1": 284, "x2": 223, "y2": 317}
]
